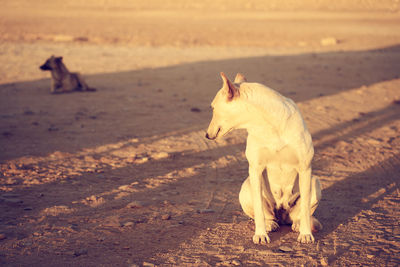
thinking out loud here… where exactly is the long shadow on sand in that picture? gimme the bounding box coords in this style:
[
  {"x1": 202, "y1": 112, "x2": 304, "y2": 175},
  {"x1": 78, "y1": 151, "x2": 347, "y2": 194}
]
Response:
[
  {"x1": 0, "y1": 45, "x2": 399, "y2": 265},
  {"x1": 312, "y1": 102, "x2": 400, "y2": 233},
  {"x1": 1, "y1": 101, "x2": 399, "y2": 265},
  {"x1": 1, "y1": 45, "x2": 399, "y2": 160}
]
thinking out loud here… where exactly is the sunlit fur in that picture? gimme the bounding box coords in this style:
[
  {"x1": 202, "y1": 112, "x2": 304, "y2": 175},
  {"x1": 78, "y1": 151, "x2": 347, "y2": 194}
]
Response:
[{"x1": 206, "y1": 73, "x2": 322, "y2": 244}]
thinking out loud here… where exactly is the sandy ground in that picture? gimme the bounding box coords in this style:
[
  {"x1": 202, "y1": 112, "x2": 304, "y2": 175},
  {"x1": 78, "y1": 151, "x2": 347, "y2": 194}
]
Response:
[{"x1": 1, "y1": 0, "x2": 400, "y2": 266}]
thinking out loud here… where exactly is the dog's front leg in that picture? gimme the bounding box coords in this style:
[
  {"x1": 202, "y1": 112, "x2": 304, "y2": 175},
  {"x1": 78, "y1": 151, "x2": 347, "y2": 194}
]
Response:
[
  {"x1": 249, "y1": 164, "x2": 269, "y2": 244},
  {"x1": 50, "y1": 81, "x2": 57, "y2": 93},
  {"x1": 298, "y1": 167, "x2": 314, "y2": 243},
  {"x1": 51, "y1": 81, "x2": 62, "y2": 94}
]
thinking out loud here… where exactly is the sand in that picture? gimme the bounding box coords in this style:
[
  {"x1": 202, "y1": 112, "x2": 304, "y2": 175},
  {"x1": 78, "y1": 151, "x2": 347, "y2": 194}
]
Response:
[{"x1": 0, "y1": 0, "x2": 400, "y2": 266}]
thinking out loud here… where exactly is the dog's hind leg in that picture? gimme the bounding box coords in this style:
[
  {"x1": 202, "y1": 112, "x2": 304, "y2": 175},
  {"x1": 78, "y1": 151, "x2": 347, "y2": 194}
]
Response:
[
  {"x1": 288, "y1": 176, "x2": 322, "y2": 233},
  {"x1": 239, "y1": 176, "x2": 278, "y2": 232},
  {"x1": 239, "y1": 177, "x2": 255, "y2": 218},
  {"x1": 73, "y1": 73, "x2": 96, "y2": 91}
]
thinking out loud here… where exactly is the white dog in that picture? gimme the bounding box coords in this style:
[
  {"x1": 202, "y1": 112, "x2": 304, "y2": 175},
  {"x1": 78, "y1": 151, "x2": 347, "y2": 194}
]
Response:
[{"x1": 206, "y1": 73, "x2": 322, "y2": 244}]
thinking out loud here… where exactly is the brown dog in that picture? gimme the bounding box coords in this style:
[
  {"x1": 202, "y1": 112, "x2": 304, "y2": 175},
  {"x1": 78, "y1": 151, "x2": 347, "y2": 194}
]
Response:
[{"x1": 39, "y1": 56, "x2": 96, "y2": 93}]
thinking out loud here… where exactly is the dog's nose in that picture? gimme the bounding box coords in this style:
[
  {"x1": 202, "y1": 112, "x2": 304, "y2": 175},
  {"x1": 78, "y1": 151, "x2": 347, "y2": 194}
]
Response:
[{"x1": 205, "y1": 132, "x2": 216, "y2": 140}]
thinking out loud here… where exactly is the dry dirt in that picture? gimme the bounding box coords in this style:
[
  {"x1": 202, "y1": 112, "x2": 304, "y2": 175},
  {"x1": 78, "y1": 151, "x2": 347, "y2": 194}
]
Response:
[{"x1": 1, "y1": 1, "x2": 400, "y2": 266}]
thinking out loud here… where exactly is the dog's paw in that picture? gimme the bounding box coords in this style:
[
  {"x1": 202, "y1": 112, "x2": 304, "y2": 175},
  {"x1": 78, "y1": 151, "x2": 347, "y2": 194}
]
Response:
[
  {"x1": 253, "y1": 233, "x2": 270, "y2": 245},
  {"x1": 292, "y1": 217, "x2": 322, "y2": 233},
  {"x1": 297, "y1": 233, "x2": 315, "y2": 244},
  {"x1": 266, "y1": 220, "x2": 279, "y2": 232},
  {"x1": 291, "y1": 221, "x2": 300, "y2": 232}
]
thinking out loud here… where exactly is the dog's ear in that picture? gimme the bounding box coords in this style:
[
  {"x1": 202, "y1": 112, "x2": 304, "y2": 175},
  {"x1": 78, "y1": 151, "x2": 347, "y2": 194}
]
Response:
[
  {"x1": 55, "y1": 56, "x2": 63, "y2": 62},
  {"x1": 234, "y1": 73, "x2": 247, "y2": 84},
  {"x1": 220, "y1": 72, "x2": 239, "y2": 101}
]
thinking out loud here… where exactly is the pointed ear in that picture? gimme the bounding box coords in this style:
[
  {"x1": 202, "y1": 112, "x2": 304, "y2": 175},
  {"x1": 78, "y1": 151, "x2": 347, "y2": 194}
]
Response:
[
  {"x1": 56, "y1": 56, "x2": 63, "y2": 61},
  {"x1": 220, "y1": 72, "x2": 239, "y2": 101},
  {"x1": 234, "y1": 73, "x2": 247, "y2": 84}
]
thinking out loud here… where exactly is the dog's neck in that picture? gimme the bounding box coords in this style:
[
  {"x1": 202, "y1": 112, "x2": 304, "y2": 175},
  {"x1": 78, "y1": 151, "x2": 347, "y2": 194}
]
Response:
[
  {"x1": 51, "y1": 61, "x2": 69, "y2": 81},
  {"x1": 233, "y1": 96, "x2": 294, "y2": 140},
  {"x1": 236, "y1": 101, "x2": 274, "y2": 131}
]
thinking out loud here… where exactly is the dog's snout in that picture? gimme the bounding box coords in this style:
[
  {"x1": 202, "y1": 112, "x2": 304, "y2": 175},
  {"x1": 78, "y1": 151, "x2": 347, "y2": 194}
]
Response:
[
  {"x1": 205, "y1": 127, "x2": 220, "y2": 140},
  {"x1": 205, "y1": 132, "x2": 215, "y2": 140},
  {"x1": 205, "y1": 132, "x2": 217, "y2": 140}
]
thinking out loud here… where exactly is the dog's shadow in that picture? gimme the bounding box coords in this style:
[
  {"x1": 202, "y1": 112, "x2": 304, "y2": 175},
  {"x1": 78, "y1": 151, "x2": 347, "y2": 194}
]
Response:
[{"x1": 312, "y1": 103, "x2": 400, "y2": 236}]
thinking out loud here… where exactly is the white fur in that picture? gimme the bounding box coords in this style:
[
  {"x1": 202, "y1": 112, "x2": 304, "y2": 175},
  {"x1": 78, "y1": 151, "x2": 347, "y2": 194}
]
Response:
[{"x1": 206, "y1": 73, "x2": 321, "y2": 244}]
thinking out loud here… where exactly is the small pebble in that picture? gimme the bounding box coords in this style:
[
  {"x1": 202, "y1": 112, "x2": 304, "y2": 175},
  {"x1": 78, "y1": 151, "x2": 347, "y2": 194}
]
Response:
[
  {"x1": 122, "y1": 222, "x2": 135, "y2": 227},
  {"x1": 161, "y1": 214, "x2": 171, "y2": 220},
  {"x1": 135, "y1": 156, "x2": 149, "y2": 163},
  {"x1": 231, "y1": 259, "x2": 241, "y2": 266},
  {"x1": 48, "y1": 126, "x2": 59, "y2": 132},
  {"x1": 320, "y1": 257, "x2": 329, "y2": 266},
  {"x1": 279, "y1": 246, "x2": 293, "y2": 252},
  {"x1": 151, "y1": 152, "x2": 169, "y2": 160},
  {"x1": 0, "y1": 234, "x2": 6, "y2": 240},
  {"x1": 367, "y1": 138, "x2": 381, "y2": 145},
  {"x1": 134, "y1": 218, "x2": 146, "y2": 224},
  {"x1": 320, "y1": 37, "x2": 338, "y2": 46},
  {"x1": 198, "y1": 208, "x2": 215, "y2": 214},
  {"x1": 119, "y1": 185, "x2": 133, "y2": 191},
  {"x1": 74, "y1": 248, "x2": 88, "y2": 257},
  {"x1": 127, "y1": 201, "x2": 144, "y2": 208}
]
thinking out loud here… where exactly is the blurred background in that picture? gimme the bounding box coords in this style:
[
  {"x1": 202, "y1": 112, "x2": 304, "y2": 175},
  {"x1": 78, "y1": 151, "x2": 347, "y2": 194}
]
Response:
[{"x1": 1, "y1": 0, "x2": 399, "y2": 83}]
